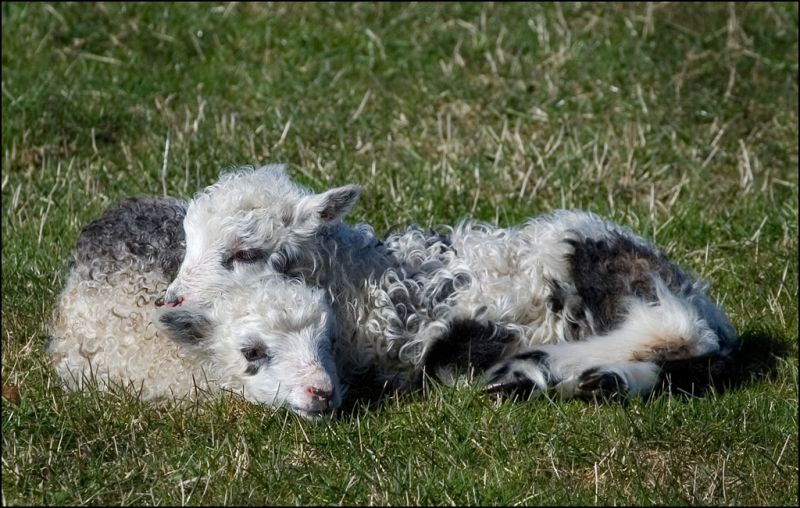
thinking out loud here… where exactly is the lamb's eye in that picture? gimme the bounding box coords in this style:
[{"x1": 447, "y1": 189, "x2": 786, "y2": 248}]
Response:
[
  {"x1": 241, "y1": 345, "x2": 271, "y2": 363},
  {"x1": 223, "y1": 248, "x2": 267, "y2": 270}
]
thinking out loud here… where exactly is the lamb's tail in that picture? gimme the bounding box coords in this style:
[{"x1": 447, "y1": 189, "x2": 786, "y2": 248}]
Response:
[{"x1": 484, "y1": 280, "x2": 737, "y2": 399}]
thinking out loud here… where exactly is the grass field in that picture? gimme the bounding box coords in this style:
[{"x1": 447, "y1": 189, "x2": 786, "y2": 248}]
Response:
[{"x1": 2, "y1": 2, "x2": 798, "y2": 505}]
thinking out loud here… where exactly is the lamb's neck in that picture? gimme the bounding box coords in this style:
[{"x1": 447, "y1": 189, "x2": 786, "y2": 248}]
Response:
[
  {"x1": 292, "y1": 222, "x2": 396, "y2": 293},
  {"x1": 310, "y1": 224, "x2": 400, "y2": 367},
  {"x1": 321, "y1": 222, "x2": 396, "y2": 289}
]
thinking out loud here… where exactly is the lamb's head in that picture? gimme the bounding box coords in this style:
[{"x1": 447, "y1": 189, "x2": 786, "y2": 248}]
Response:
[
  {"x1": 164, "y1": 164, "x2": 360, "y2": 308},
  {"x1": 159, "y1": 275, "x2": 342, "y2": 419}
]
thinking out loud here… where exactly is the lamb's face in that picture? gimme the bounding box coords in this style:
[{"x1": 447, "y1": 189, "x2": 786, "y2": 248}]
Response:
[
  {"x1": 159, "y1": 277, "x2": 342, "y2": 419},
  {"x1": 164, "y1": 165, "x2": 360, "y2": 308}
]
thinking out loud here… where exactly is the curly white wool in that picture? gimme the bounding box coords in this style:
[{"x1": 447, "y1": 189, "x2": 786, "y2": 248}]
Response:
[
  {"x1": 166, "y1": 165, "x2": 739, "y2": 398},
  {"x1": 48, "y1": 260, "x2": 211, "y2": 401}
]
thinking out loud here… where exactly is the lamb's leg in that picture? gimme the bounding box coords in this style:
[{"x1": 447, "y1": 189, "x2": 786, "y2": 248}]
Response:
[
  {"x1": 483, "y1": 284, "x2": 726, "y2": 399},
  {"x1": 484, "y1": 352, "x2": 662, "y2": 399}
]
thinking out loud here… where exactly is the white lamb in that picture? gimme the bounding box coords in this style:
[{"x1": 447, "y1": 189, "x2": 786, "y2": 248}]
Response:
[
  {"x1": 164, "y1": 165, "x2": 739, "y2": 400},
  {"x1": 47, "y1": 196, "x2": 341, "y2": 419}
]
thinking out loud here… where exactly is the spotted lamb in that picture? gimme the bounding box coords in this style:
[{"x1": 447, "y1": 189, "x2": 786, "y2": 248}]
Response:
[
  {"x1": 164, "y1": 165, "x2": 739, "y2": 402},
  {"x1": 47, "y1": 196, "x2": 341, "y2": 419}
]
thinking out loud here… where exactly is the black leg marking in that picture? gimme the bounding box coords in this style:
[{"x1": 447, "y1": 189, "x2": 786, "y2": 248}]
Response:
[
  {"x1": 483, "y1": 370, "x2": 535, "y2": 396},
  {"x1": 424, "y1": 319, "x2": 518, "y2": 374},
  {"x1": 483, "y1": 350, "x2": 555, "y2": 397},
  {"x1": 576, "y1": 367, "x2": 628, "y2": 399}
]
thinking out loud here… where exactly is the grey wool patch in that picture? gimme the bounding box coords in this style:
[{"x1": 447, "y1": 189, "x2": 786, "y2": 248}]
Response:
[{"x1": 74, "y1": 196, "x2": 187, "y2": 281}]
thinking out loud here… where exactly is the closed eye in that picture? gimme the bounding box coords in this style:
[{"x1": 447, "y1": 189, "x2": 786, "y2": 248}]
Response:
[
  {"x1": 242, "y1": 343, "x2": 272, "y2": 375},
  {"x1": 241, "y1": 344, "x2": 271, "y2": 362},
  {"x1": 223, "y1": 248, "x2": 268, "y2": 270}
]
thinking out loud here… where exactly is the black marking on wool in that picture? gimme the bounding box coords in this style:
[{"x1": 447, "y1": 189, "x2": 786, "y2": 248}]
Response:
[
  {"x1": 424, "y1": 319, "x2": 518, "y2": 373},
  {"x1": 547, "y1": 280, "x2": 567, "y2": 314},
  {"x1": 546, "y1": 280, "x2": 594, "y2": 340},
  {"x1": 159, "y1": 309, "x2": 212, "y2": 345},
  {"x1": 564, "y1": 231, "x2": 692, "y2": 334},
  {"x1": 74, "y1": 196, "x2": 187, "y2": 280},
  {"x1": 512, "y1": 349, "x2": 549, "y2": 363},
  {"x1": 222, "y1": 255, "x2": 235, "y2": 271}
]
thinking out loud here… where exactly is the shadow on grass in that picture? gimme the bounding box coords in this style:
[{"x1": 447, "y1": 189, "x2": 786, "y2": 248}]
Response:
[
  {"x1": 333, "y1": 373, "x2": 421, "y2": 420},
  {"x1": 733, "y1": 330, "x2": 795, "y2": 382},
  {"x1": 649, "y1": 329, "x2": 793, "y2": 399}
]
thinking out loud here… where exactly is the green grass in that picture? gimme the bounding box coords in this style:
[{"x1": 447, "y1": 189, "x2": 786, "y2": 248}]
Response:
[{"x1": 2, "y1": 2, "x2": 797, "y2": 505}]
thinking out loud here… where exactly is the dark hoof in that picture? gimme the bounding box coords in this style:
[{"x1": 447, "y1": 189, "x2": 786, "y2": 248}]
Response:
[
  {"x1": 576, "y1": 368, "x2": 628, "y2": 399},
  {"x1": 483, "y1": 368, "x2": 537, "y2": 398},
  {"x1": 483, "y1": 379, "x2": 534, "y2": 394}
]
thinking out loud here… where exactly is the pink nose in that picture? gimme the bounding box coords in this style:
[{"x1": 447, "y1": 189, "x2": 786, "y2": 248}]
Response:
[
  {"x1": 164, "y1": 295, "x2": 184, "y2": 307},
  {"x1": 306, "y1": 386, "x2": 334, "y2": 402}
]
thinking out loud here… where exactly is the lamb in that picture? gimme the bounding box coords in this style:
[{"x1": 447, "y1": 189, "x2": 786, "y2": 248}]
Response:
[
  {"x1": 164, "y1": 164, "x2": 739, "y2": 399},
  {"x1": 47, "y1": 196, "x2": 341, "y2": 419}
]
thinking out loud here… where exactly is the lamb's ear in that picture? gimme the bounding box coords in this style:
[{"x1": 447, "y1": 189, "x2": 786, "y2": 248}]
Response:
[
  {"x1": 295, "y1": 185, "x2": 361, "y2": 228},
  {"x1": 159, "y1": 308, "x2": 214, "y2": 345}
]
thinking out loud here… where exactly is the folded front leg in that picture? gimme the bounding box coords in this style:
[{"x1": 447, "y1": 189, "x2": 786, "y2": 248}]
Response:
[
  {"x1": 484, "y1": 283, "x2": 726, "y2": 399},
  {"x1": 484, "y1": 347, "x2": 661, "y2": 399}
]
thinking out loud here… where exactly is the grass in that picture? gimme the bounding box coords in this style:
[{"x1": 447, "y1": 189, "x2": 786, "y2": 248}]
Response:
[{"x1": 2, "y1": 2, "x2": 797, "y2": 505}]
